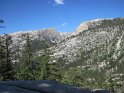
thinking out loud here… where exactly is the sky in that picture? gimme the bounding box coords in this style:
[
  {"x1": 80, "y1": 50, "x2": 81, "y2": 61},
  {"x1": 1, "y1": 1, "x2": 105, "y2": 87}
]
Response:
[{"x1": 0, "y1": 0, "x2": 124, "y2": 34}]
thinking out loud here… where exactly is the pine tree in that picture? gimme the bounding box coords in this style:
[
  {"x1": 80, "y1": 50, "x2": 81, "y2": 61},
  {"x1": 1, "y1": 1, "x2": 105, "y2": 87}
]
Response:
[
  {"x1": 39, "y1": 54, "x2": 49, "y2": 80},
  {"x1": 16, "y1": 34, "x2": 34, "y2": 80},
  {"x1": 37, "y1": 40, "x2": 61, "y2": 81},
  {"x1": 38, "y1": 40, "x2": 51, "y2": 80},
  {"x1": 48, "y1": 62, "x2": 62, "y2": 82},
  {"x1": 1, "y1": 34, "x2": 14, "y2": 80},
  {"x1": 108, "y1": 75, "x2": 116, "y2": 93},
  {"x1": 0, "y1": 36, "x2": 4, "y2": 80}
]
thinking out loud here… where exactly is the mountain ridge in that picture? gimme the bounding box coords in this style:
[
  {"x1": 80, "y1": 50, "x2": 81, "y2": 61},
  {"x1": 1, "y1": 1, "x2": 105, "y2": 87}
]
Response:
[
  {"x1": 52, "y1": 18, "x2": 124, "y2": 62},
  {"x1": 1, "y1": 17, "x2": 124, "y2": 92},
  {"x1": 2, "y1": 17, "x2": 124, "y2": 63}
]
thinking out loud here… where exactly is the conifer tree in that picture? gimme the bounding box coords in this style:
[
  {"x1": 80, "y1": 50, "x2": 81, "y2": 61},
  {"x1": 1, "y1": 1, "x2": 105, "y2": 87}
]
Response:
[
  {"x1": 16, "y1": 34, "x2": 34, "y2": 80},
  {"x1": 0, "y1": 36, "x2": 4, "y2": 80},
  {"x1": 36, "y1": 40, "x2": 61, "y2": 81},
  {"x1": 39, "y1": 54, "x2": 49, "y2": 80},
  {"x1": 38, "y1": 40, "x2": 51, "y2": 80},
  {"x1": 1, "y1": 34, "x2": 14, "y2": 80},
  {"x1": 48, "y1": 62, "x2": 62, "y2": 82}
]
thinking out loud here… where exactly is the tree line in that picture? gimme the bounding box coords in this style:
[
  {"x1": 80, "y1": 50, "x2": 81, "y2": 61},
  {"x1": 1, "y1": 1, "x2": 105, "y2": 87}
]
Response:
[
  {"x1": 0, "y1": 33, "x2": 123, "y2": 93},
  {"x1": 0, "y1": 34, "x2": 61, "y2": 81}
]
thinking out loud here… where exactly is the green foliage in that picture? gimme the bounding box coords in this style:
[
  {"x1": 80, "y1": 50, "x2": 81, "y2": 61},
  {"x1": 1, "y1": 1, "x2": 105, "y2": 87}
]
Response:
[
  {"x1": 0, "y1": 36, "x2": 4, "y2": 80},
  {"x1": 16, "y1": 34, "x2": 35, "y2": 80},
  {"x1": 38, "y1": 55, "x2": 50, "y2": 80},
  {"x1": 15, "y1": 35, "x2": 59, "y2": 81},
  {"x1": 88, "y1": 18, "x2": 124, "y2": 30},
  {"x1": 107, "y1": 75, "x2": 116, "y2": 93},
  {"x1": 60, "y1": 36, "x2": 124, "y2": 91},
  {"x1": 48, "y1": 62, "x2": 62, "y2": 82},
  {"x1": 0, "y1": 34, "x2": 14, "y2": 80},
  {"x1": 30, "y1": 39, "x2": 53, "y2": 53},
  {"x1": 119, "y1": 82, "x2": 124, "y2": 93}
]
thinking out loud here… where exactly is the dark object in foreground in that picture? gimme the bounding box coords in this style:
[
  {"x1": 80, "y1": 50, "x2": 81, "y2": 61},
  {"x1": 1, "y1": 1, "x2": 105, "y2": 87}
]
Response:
[{"x1": 0, "y1": 80, "x2": 110, "y2": 93}]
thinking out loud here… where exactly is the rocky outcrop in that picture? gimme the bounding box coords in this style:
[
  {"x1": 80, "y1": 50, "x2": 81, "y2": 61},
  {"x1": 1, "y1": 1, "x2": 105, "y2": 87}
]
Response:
[
  {"x1": 75, "y1": 18, "x2": 113, "y2": 34},
  {"x1": 0, "y1": 80, "x2": 110, "y2": 93},
  {"x1": 9, "y1": 28, "x2": 69, "y2": 50},
  {"x1": 52, "y1": 18, "x2": 124, "y2": 62}
]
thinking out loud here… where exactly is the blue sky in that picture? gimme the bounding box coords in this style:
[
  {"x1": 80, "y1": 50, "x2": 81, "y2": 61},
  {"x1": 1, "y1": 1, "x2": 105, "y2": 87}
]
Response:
[{"x1": 0, "y1": 0, "x2": 124, "y2": 34}]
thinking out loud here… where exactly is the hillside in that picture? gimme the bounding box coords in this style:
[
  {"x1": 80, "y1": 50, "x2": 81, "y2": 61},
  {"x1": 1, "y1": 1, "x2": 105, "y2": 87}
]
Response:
[
  {"x1": 51, "y1": 18, "x2": 124, "y2": 92},
  {"x1": 0, "y1": 17, "x2": 124, "y2": 93},
  {"x1": 52, "y1": 18, "x2": 124, "y2": 62}
]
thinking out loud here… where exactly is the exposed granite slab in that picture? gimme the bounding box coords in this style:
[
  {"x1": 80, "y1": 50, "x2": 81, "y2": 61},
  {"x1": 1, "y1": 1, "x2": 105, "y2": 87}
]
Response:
[{"x1": 0, "y1": 80, "x2": 110, "y2": 93}]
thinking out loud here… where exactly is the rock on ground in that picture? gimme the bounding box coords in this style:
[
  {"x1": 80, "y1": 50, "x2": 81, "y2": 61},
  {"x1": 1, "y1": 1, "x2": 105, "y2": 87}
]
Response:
[{"x1": 0, "y1": 80, "x2": 110, "y2": 93}]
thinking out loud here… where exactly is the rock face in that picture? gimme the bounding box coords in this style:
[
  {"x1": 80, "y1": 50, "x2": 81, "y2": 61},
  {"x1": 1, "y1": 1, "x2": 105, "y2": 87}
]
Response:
[
  {"x1": 5, "y1": 18, "x2": 124, "y2": 64},
  {"x1": 9, "y1": 28, "x2": 69, "y2": 50},
  {"x1": 0, "y1": 80, "x2": 110, "y2": 93},
  {"x1": 75, "y1": 18, "x2": 113, "y2": 34},
  {"x1": 2, "y1": 18, "x2": 124, "y2": 69},
  {"x1": 52, "y1": 18, "x2": 124, "y2": 62}
]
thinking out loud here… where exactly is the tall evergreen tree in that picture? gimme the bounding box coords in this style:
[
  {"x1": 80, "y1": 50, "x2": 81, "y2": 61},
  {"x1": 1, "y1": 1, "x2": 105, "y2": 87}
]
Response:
[
  {"x1": 1, "y1": 34, "x2": 14, "y2": 80},
  {"x1": 35, "y1": 40, "x2": 61, "y2": 81},
  {"x1": 0, "y1": 36, "x2": 4, "y2": 80},
  {"x1": 48, "y1": 62, "x2": 62, "y2": 82},
  {"x1": 16, "y1": 34, "x2": 34, "y2": 80},
  {"x1": 39, "y1": 54, "x2": 49, "y2": 80},
  {"x1": 37, "y1": 40, "x2": 51, "y2": 80}
]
